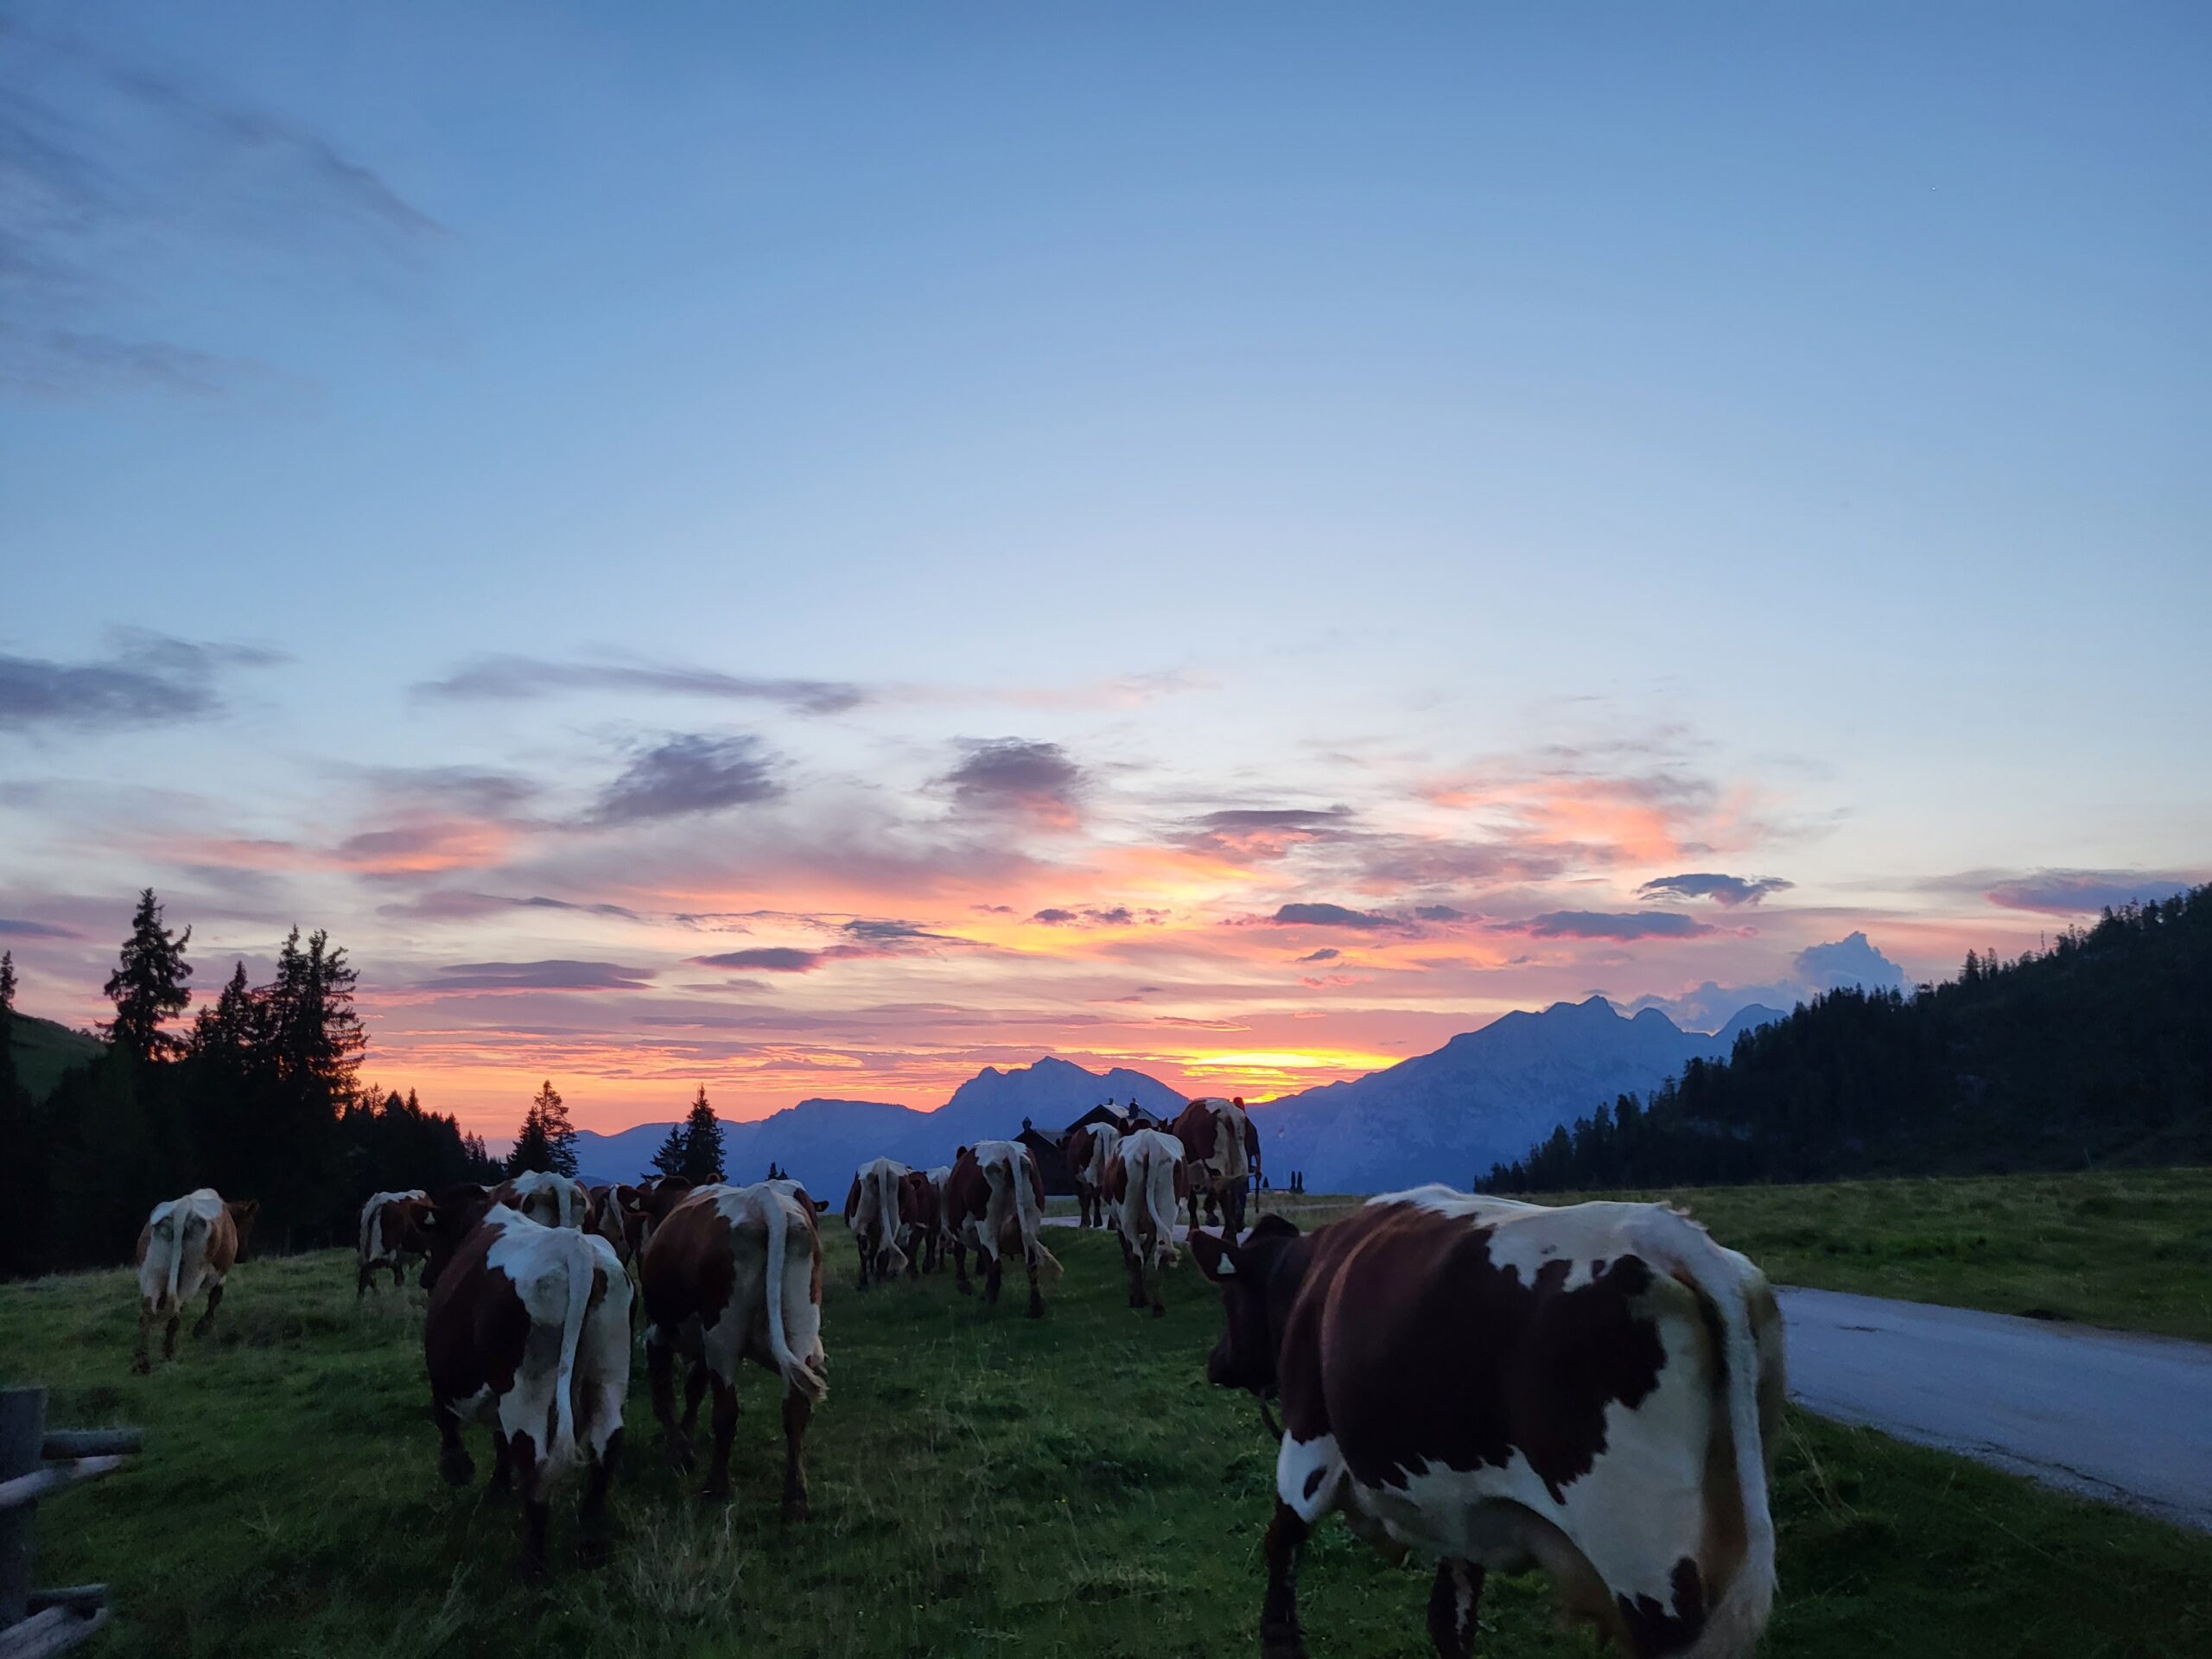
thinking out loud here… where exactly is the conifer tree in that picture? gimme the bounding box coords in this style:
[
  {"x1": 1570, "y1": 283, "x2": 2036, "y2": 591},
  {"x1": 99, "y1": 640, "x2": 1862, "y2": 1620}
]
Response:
[
  {"x1": 102, "y1": 889, "x2": 193, "y2": 1062},
  {"x1": 679, "y1": 1085, "x2": 725, "y2": 1183},
  {"x1": 507, "y1": 1081, "x2": 577, "y2": 1177},
  {"x1": 650, "y1": 1123, "x2": 689, "y2": 1180}
]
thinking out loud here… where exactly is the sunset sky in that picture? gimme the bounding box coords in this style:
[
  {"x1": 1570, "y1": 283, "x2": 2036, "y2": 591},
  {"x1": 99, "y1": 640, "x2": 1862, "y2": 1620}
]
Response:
[{"x1": 3, "y1": 4, "x2": 2206, "y2": 1136}]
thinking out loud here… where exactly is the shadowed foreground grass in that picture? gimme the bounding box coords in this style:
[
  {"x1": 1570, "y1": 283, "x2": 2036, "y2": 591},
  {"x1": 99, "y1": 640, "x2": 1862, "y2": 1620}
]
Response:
[
  {"x1": 3, "y1": 1224, "x2": 2209, "y2": 1657},
  {"x1": 1260, "y1": 1166, "x2": 2212, "y2": 1342}
]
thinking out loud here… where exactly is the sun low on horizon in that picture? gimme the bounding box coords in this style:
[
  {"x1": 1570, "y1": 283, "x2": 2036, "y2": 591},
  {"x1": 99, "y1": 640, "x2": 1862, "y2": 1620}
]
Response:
[{"x1": 2, "y1": 4, "x2": 2206, "y2": 1141}]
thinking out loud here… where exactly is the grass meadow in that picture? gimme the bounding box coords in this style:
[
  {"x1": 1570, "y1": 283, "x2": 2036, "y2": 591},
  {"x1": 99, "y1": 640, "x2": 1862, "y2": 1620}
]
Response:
[
  {"x1": 1, "y1": 1199, "x2": 2208, "y2": 1657},
  {"x1": 1255, "y1": 1166, "x2": 2212, "y2": 1343}
]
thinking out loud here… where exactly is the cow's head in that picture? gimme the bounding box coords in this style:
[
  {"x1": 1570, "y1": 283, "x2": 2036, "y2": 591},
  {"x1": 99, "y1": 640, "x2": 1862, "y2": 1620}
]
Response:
[
  {"x1": 410, "y1": 1183, "x2": 493, "y2": 1292},
  {"x1": 225, "y1": 1198, "x2": 261, "y2": 1258},
  {"x1": 1189, "y1": 1212, "x2": 1305, "y2": 1396}
]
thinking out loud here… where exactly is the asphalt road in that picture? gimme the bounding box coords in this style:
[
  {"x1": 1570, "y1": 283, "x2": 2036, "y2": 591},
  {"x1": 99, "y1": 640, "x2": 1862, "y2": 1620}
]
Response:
[
  {"x1": 1046, "y1": 1215, "x2": 2212, "y2": 1530},
  {"x1": 1777, "y1": 1285, "x2": 2212, "y2": 1533}
]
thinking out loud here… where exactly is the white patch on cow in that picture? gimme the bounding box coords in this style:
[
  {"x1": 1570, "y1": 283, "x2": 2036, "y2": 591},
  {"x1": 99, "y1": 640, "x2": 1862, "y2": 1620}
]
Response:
[
  {"x1": 851, "y1": 1156, "x2": 910, "y2": 1274},
  {"x1": 359, "y1": 1189, "x2": 429, "y2": 1268},
  {"x1": 1116, "y1": 1128, "x2": 1184, "y2": 1268},
  {"x1": 480, "y1": 1208, "x2": 631, "y2": 1475},
  {"x1": 1275, "y1": 1431, "x2": 1347, "y2": 1525},
  {"x1": 963, "y1": 1140, "x2": 1058, "y2": 1274},
  {"x1": 505, "y1": 1170, "x2": 588, "y2": 1229},
  {"x1": 684, "y1": 1183, "x2": 830, "y2": 1401},
  {"x1": 138, "y1": 1189, "x2": 226, "y2": 1313}
]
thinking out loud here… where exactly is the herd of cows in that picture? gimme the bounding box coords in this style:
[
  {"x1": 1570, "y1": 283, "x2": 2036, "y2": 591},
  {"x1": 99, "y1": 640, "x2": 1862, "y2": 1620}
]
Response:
[{"x1": 122, "y1": 1092, "x2": 1787, "y2": 1659}]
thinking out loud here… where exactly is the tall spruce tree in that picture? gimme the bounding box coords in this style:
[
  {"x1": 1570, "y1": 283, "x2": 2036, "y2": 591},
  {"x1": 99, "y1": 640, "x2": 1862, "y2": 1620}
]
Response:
[
  {"x1": 0, "y1": 949, "x2": 16, "y2": 1097},
  {"x1": 649, "y1": 1123, "x2": 689, "y2": 1180},
  {"x1": 102, "y1": 888, "x2": 193, "y2": 1062},
  {"x1": 679, "y1": 1085, "x2": 725, "y2": 1183},
  {"x1": 507, "y1": 1081, "x2": 577, "y2": 1177}
]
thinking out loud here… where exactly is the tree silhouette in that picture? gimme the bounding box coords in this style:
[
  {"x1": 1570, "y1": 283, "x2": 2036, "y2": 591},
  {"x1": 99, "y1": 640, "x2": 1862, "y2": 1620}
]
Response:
[
  {"x1": 679, "y1": 1085, "x2": 725, "y2": 1183},
  {"x1": 506, "y1": 1080, "x2": 577, "y2": 1177},
  {"x1": 102, "y1": 889, "x2": 193, "y2": 1063}
]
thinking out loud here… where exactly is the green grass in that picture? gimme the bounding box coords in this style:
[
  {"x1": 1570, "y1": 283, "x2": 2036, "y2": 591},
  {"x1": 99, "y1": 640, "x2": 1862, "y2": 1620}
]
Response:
[
  {"x1": 7, "y1": 1010, "x2": 102, "y2": 1104},
  {"x1": 1259, "y1": 1166, "x2": 2212, "y2": 1344},
  {"x1": 3, "y1": 1228, "x2": 2209, "y2": 1657}
]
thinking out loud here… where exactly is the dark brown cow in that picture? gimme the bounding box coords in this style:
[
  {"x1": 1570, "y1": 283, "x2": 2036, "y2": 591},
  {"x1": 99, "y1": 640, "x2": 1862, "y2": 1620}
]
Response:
[
  {"x1": 942, "y1": 1140, "x2": 1060, "y2": 1318},
  {"x1": 414, "y1": 1182, "x2": 632, "y2": 1576},
  {"x1": 133, "y1": 1189, "x2": 258, "y2": 1372},
  {"x1": 1189, "y1": 1189, "x2": 1784, "y2": 1659},
  {"x1": 639, "y1": 1181, "x2": 830, "y2": 1518},
  {"x1": 1064, "y1": 1122, "x2": 1122, "y2": 1229},
  {"x1": 1171, "y1": 1096, "x2": 1255, "y2": 1237},
  {"x1": 358, "y1": 1189, "x2": 429, "y2": 1296},
  {"x1": 896, "y1": 1168, "x2": 941, "y2": 1275}
]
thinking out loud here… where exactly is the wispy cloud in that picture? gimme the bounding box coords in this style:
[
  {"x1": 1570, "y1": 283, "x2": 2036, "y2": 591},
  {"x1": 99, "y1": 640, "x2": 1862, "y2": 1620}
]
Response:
[
  {"x1": 1504, "y1": 911, "x2": 1717, "y2": 940},
  {"x1": 0, "y1": 918, "x2": 79, "y2": 939},
  {"x1": 416, "y1": 959, "x2": 657, "y2": 993},
  {"x1": 0, "y1": 631, "x2": 284, "y2": 732},
  {"x1": 1267, "y1": 902, "x2": 1399, "y2": 930},
  {"x1": 1980, "y1": 868, "x2": 2198, "y2": 916},
  {"x1": 416, "y1": 654, "x2": 867, "y2": 716}
]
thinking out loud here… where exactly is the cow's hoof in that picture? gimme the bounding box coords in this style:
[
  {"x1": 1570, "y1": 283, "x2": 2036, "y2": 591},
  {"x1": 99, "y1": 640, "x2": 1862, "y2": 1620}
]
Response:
[
  {"x1": 1027, "y1": 1300, "x2": 1046, "y2": 1320},
  {"x1": 1151, "y1": 1303, "x2": 1166, "y2": 1319},
  {"x1": 440, "y1": 1449, "x2": 475, "y2": 1488},
  {"x1": 781, "y1": 1497, "x2": 810, "y2": 1525},
  {"x1": 130, "y1": 1357, "x2": 150, "y2": 1376},
  {"x1": 1262, "y1": 1621, "x2": 1309, "y2": 1659}
]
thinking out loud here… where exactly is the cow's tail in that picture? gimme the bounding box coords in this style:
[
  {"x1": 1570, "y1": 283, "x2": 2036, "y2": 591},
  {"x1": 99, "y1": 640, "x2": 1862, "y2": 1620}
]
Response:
[
  {"x1": 1675, "y1": 1241, "x2": 1779, "y2": 1659},
  {"x1": 873, "y1": 1164, "x2": 909, "y2": 1276},
  {"x1": 1141, "y1": 1146, "x2": 1180, "y2": 1268},
  {"x1": 548, "y1": 1241, "x2": 593, "y2": 1469},
  {"x1": 161, "y1": 1211, "x2": 185, "y2": 1314},
  {"x1": 758, "y1": 1188, "x2": 829, "y2": 1403},
  {"x1": 1008, "y1": 1152, "x2": 1062, "y2": 1279}
]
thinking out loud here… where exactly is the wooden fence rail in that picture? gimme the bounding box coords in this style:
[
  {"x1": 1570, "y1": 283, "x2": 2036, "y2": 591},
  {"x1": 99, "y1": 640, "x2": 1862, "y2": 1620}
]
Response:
[{"x1": 0, "y1": 1389, "x2": 141, "y2": 1658}]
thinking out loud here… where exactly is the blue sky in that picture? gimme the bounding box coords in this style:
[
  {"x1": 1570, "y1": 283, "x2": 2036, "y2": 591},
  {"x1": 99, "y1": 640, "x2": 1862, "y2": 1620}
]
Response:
[{"x1": 3, "y1": 3, "x2": 2205, "y2": 1129}]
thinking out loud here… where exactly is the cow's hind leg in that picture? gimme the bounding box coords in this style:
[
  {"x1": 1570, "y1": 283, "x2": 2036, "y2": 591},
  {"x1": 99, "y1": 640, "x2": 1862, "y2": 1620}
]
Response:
[
  {"x1": 132, "y1": 1303, "x2": 154, "y2": 1374},
  {"x1": 435, "y1": 1400, "x2": 474, "y2": 1486},
  {"x1": 1262, "y1": 1499, "x2": 1312, "y2": 1659},
  {"x1": 1123, "y1": 1236, "x2": 1147, "y2": 1309},
  {"x1": 953, "y1": 1241, "x2": 972, "y2": 1294},
  {"x1": 682, "y1": 1357, "x2": 709, "y2": 1440},
  {"x1": 162, "y1": 1312, "x2": 181, "y2": 1361},
  {"x1": 357, "y1": 1259, "x2": 373, "y2": 1299},
  {"x1": 1426, "y1": 1560, "x2": 1485, "y2": 1659},
  {"x1": 579, "y1": 1427, "x2": 622, "y2": 1567},
  {"x1": 1147, "y1": 1250, "x2": 1166, "y2": 1318},
  {"x1": 780, "y1": 1387, "x2": 812, "y2": 1523},
  {"x1": 191, "y1": 1281, "x2": 224, "y2": 1338},
  {"x1": 702, "y1": 1372, "x2": 740, "y2": 1499},
  {"x1": 511, "y1": 1433, "x2": 549, "y2": 1580},
  {"x1": 855, "y1": 1233, "x2": 872, "y2": 1291},
  {"x1": 983, "y1": 1251, "x2": 1002, "y2": 1306},
  {"x1": 647, "y1": 1335, "x2": 693, "y2": 1471},
  {"x1": 488, "y1": 1430, "x2": 515, "y2": 1497},
  {"x1": 1024, "y1": 1250, "x2": 1045, "y2": 1319}
]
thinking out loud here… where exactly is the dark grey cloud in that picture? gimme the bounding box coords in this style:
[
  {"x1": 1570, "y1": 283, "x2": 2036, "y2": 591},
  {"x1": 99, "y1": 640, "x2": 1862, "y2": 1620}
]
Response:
[
  {"x1": 359, "y1": 765, "x2": 539, "y2": 817},
  {"x1": 0, "y1": 918, "x2": 79, "y2": 939},
  {"x1": 1197, "y1": 807, "x2": 1355, "y2": 833},
  {"x1": 939, "y1": 739, "x2": 1085, "y2": 823},
  {"x1": 1030, "y1": 905, "x2": 1154, "y2": 927},
  {"x1": 2, "y1": 29, "x2": 442, "y2": 397},
  {"x1": 417, "y1": 959, "x2": 656, "y2": 993},
  {"x1": 1509, "y1": 911, "x2": 1716, "y2": 940},
  {"x1": 1294, "y1": 946, "x2": 1340, "y2": 963},
  {"x1": 1268, "y1": 902, "x2": 1398, "y2": 930},
  {"x1": 692, "y1": 947, "x2": 830, "y2": 974},
  {"x1": 1637, "y1": 872, "x2": 1795, "y2": 907},
  {"x1": 377, "y1": 890, "x2": 639, "y2": 923},
  {"x1": 0, "y1": 632, "x2": 284, "y2": 732},
  {"x1": 1981, "y1": 869, "x2": 2198, "y2": 916},
  {"x1": 1411, "y1": 905, "x2": 1466, "y2": 922},
  {"x1": 589, "y1": 734, "x2": 781, "y2": 824},
  {"x1": 415, "y1": 653, "x2": 866, "y2": 716},
  {"x1": 840, "y1": 918, "x2": 952, "y2": 944}
]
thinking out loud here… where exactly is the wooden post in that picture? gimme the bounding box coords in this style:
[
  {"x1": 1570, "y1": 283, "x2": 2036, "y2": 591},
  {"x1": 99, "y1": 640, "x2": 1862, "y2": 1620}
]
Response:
[{"x1": 0, "y1": 1388, "x2": 45, "y2": 1629}]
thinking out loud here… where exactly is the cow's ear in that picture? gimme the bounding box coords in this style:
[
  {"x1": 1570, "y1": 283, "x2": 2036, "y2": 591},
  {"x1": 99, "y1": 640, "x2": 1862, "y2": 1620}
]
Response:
[{"x1": 1188, "y1": 1230, "x2": 1237, "y2": 1281}]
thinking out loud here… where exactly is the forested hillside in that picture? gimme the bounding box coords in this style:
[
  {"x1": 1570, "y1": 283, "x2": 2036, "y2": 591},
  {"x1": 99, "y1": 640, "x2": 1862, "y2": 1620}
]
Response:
[{"x1": 1486, "y1": 886, "x2": 2211, "y2": 1192}]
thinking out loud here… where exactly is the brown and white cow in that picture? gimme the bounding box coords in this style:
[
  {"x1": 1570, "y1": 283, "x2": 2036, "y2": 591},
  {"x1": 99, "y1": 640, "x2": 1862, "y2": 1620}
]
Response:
[
  {"x1": 1065, "y1": 1120, "x2": 1123, "y2": 1230},
  {"x1": 414, "y1": 1183, "x2": 632, "y2": 1577},
  {"x1": 1189, "y1": 1187, "x2": 1785, "y2": 1659},
  {"x1": 490, "y1": 1169, "x2": 590, "y2": 1229},
  {"x1": 896, "y1": 1168, "x2": 941, "y2": 1276},
  {"x1": 639, "y1": 1181, "x2": 830, "y2": 1518},
  {"x1": 1103, "y1": 1127, "x2": 1187, "y2": 1316},
  {"x1": 133, "y1": 1188, "x2": 258, "y2": 1373},
  {"x1": 1172, "y1": 1096, "x2": 1256, "y2": 1238},
  {"x1": 842, "y1": 1156, "x2": 910, "y2": 1288},
  {"x1": 358, "y1": 1188, "x2": 429, "y2": 1296},
  {"x1": 942, "y1": 1140, "x2": 1062, "y2": 1318}
]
